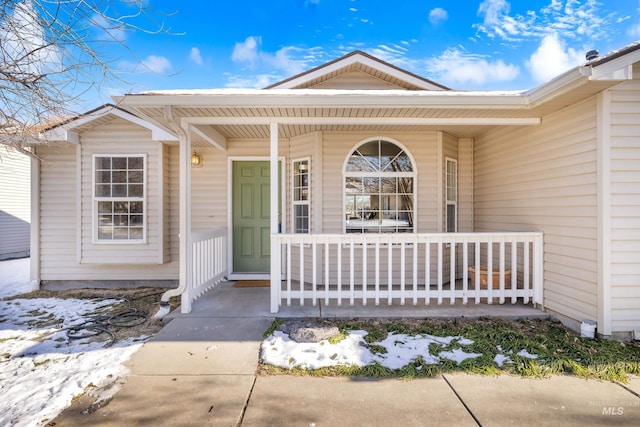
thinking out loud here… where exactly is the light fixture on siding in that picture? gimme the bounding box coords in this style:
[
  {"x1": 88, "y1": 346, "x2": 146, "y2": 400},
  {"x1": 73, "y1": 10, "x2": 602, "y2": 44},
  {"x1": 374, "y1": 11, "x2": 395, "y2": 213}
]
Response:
[{"x1": 191, "y1": 150, "x2": 203, "y2": 168}]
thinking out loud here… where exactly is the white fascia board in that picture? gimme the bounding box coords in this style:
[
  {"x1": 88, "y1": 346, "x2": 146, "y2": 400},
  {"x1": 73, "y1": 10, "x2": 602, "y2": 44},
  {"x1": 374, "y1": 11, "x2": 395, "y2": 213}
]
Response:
[
  {"x1": 44, "y1": 105, "x2": 178, "y2": 142},
  {"x1": 526, "y1": 67, "x2": 591, "y2": 107},
  {"x1": 189, "y1": 123, "x2": 227, "y2": 151},
  {"x1": 119, "y1": 90, "x2": 529, "y2": 109},
  {"x1": 39, "y1": 127, "x2": 79, "y2": 144},
  {"x1": 183, "y1": 116, "x2": 540, "y2": 126},
  {"x1": 589, "y1": 49, "x2": 640, "y2": 80}
]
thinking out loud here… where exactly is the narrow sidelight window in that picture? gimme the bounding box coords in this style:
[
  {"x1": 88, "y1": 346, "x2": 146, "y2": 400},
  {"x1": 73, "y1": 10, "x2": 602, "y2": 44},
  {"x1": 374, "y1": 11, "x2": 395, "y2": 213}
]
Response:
[{"x1": 292, "y1": 158, "x2": 310, "y2": 233}]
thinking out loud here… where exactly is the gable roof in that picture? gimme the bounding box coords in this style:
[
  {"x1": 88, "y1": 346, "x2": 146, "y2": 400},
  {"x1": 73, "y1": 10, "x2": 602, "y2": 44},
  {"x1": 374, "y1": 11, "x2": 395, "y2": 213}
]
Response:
[
  {"x1": 40, "y1": 104, "x2": 177, "y2": 144},
  {"x1": 265, "y1": 50, "x2": 449, "y2": 91}
]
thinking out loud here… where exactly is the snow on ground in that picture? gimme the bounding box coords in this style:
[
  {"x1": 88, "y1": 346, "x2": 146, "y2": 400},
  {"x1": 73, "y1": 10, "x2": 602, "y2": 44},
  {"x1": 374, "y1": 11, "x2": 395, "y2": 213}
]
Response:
[
  {"x1": 0, "y1": 258, "x2": 147, "y2": 427},
  {"x1": 262, "y1": 330, "x2": 537, "y2": 371}
]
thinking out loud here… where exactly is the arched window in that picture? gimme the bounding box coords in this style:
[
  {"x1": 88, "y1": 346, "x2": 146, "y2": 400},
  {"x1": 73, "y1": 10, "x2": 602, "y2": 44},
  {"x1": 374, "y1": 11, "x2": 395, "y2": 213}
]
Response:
[{"x1": 344, "y1": 139, "x2": 415, "y2": 233}]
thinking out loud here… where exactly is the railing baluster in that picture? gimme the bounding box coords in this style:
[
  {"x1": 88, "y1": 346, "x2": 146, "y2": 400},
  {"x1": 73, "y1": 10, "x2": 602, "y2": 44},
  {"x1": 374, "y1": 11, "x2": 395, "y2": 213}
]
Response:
[
  {"x1": 337, "y1": 241, "x2": 342, "y2": 306},
  {"x1": 511, "y1": 238, "x2": 517, "y2": 304},
  {"x1": 413, "y1": 237, "x2": 418, "y2": 305},
  {"x1": 425, "y1": 239, "x2": 431, "y2": 305},
  {"x1": 437, "y1": 239, "x2": 443, "y2": 305},
  {"x1": 462, "y1": 238, "x2": 468, "y2": 305},
  {"x1": 524, "y1": 240, "x2": 530, "y2": 305},
  {"x1": 499, "y1": 238, "x2": 505, "y2": 304},
  {"x1": 375, "y1": 241, "x2": 380, "y2": 306},
  {"x1": 299, "y1": 242, "x2": 304, "y2": 306},
  {"x1": 487, "y1": 239, "x2": 493, "y2": 304},
  {"x1": 362, "y1": 241, "x2": 368, "y2": 306},
  {"x1": 324, "y1": 241, "x2": 329, "y2": 306},
  {"x1": 474, "y1": 239, "x2": 481, "y2": 304},
  {"x1": 450, "y1": 238, "x2": 456, "y2": 305},
  {"x1": 287, "y1": 242, "x2": 292, "y2": 306},
  {"x1": 312, "y1": 237, "x2": 317, "y2": 306},
  {"x1": 349, "y1": 240, "x2": 355, "y2": 306},
  {"x1": 400, "y1": 241, "x2": 406, "y2": 306},
  {"x1": 388, "y1": 238, "x2": 393, "y2": 305}
]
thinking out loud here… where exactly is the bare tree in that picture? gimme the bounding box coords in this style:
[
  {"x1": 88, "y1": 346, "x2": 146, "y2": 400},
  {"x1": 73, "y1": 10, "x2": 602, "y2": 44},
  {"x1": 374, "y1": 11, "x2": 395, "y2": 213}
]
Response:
[{"x1": 0, "y1": 0, "x2": 173, "y2": 155}]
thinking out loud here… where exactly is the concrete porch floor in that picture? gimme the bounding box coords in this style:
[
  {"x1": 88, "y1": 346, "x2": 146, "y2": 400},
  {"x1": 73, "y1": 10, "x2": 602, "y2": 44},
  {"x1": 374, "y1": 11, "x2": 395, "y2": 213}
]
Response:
[{"x1": 165, "y1": 281, "x2": 549, "y2": 323}]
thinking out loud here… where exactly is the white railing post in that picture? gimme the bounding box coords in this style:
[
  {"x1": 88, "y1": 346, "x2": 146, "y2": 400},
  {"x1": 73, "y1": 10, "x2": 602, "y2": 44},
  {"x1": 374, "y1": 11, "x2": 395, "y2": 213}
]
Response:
[
  {"x1": 533, "y1": 232, "x2": 544, "y2": 307},
  {"x1": 269, "y1": 123, "x2": 281, "y2": 313}
]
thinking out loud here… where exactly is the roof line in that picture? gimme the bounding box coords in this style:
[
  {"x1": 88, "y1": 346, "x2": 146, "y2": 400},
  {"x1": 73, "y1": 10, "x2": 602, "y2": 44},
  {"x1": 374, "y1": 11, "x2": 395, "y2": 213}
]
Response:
[{"x1": 264, "y1": 50, "x2": 450, "y2": 90}]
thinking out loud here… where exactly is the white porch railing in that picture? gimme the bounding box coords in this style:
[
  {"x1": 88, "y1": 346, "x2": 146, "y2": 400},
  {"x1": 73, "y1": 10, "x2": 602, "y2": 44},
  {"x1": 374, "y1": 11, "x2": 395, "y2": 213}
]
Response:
[
  {"x1": 270, "y1": 232, "x2": 543, "y2": 313},
  {"x1": 182, "y1": 228, "x2": 227, "y2": 313}
]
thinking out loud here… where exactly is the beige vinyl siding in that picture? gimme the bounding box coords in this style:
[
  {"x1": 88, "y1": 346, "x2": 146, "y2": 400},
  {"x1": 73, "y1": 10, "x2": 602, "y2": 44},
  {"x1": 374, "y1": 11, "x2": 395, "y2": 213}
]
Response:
[
  {"x1": 475, "y1": 97, "x2": 599, "y2": 324},
  {"x1": 609, "y1": 81, "x2": 640, "y2": 333},
  {"x1": 38, "y1": 145, "x2": 77, "y2": 279},
  {"x1": 0, "y1": 146, "x2": 30, "y2": 259},
  {"x1": 458, "y1": 138, "x2": 474, "y2": 232},
  {"x1": 311, "y1": 71, "x2": 409, "y2": 90},
  {"x1": 80, "y1": 118, "x2": 161, "y2": 264},
  {"x1": 38, "y1": 121, "x2": 179, "y2": 282}
]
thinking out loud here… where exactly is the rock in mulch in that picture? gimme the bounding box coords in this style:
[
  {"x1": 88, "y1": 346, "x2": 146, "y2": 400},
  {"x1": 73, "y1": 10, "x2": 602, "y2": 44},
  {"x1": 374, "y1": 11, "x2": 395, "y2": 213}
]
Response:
[{"x1": 278, "y1": 321, "x2": 340, "y2": 343}]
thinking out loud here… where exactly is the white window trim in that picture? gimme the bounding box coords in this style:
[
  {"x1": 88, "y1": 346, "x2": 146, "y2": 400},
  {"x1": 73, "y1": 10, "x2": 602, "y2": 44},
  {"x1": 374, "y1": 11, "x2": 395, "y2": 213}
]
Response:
[
  {"x1": 292, "y1": 157, "x2": 311, "y2": 234},
  {"x1": 342, "y1": 137, "x2": 418, "y2": 234},
  {"x1": 445, "y1": 157, "x2": 457, "y2": 233},
  {"x1": 92, "y1": 153, "x2": 147, "y2": 244}
]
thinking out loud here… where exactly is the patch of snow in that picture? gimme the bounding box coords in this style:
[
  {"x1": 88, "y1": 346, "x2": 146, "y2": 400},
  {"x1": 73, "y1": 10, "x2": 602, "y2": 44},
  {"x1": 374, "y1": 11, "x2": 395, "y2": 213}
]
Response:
[
  {"x1": 494, "y1": 354, "x2": 512, "y2": 367},
  {"x1": 0, "y1": 257, "x2": 35, "y2": 298},
  {"x1": 516, "y1": 349, "x2": 539, "y2": 359},
  {"x1": 261, "y1": 330, "x2": 483, "y2": 371},
  {"x1": 439, "y1": 348, "x2": 483, "y2": 364},
  {"x1": 262, "y1": 330, "x2": 373, "y2": 370},
  {"x1": 0, "y1": 258, "x2": 149, "y2": 427}
]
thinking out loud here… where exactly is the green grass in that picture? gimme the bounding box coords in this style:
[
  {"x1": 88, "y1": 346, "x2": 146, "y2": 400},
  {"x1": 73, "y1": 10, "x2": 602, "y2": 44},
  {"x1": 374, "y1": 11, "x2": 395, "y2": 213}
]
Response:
[{"x1": 261, "y1": 318, "x2": 640, "y2": 382}]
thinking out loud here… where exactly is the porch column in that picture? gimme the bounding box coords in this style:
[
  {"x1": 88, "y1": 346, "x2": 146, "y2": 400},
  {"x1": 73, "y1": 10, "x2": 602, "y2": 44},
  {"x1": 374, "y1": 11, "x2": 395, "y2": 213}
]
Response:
[
  {"x1": 270, "y1": 122, "x2": 281, "y2": 313},
  {"x1": 179, "y1": 123, "x2": 193, "y2": 313}
]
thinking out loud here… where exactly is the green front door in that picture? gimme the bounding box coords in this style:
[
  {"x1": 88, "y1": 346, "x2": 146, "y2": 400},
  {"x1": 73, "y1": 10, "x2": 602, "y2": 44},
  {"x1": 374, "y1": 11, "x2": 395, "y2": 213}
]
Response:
[{"x1": 232, "y1": 161, "x2": 280, "y2": 273}]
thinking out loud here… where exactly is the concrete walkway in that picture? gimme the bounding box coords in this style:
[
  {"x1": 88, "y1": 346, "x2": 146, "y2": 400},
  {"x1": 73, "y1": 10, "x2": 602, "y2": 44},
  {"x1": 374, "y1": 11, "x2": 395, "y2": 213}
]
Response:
[{"x1": 52, "y1": 283, "x2": 640, "y2": 426}]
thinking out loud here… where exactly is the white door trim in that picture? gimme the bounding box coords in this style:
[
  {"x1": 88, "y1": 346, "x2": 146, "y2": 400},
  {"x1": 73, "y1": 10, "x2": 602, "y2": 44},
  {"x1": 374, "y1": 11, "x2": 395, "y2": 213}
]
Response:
[{"x1": 227, "y1": 156, "x2": 286, "y2": 279}]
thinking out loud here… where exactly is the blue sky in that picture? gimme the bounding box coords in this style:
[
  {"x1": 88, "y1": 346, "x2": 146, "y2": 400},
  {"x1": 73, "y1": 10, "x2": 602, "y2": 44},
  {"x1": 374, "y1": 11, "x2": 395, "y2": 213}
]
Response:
[{"x1": 100, "y1": 0, "x2": 639, "y2": 103}]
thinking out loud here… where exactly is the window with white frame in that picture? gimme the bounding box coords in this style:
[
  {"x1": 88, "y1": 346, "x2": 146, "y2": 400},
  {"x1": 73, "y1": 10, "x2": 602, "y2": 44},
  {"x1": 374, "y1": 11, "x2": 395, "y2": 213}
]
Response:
[
  {"x1": 94, "y1": 155, "x2": 146, "y2": 242},
  {"x1": 292, "y1": 158, "x2": 310, "y2": 233},
  {"x1": 344, "y1": 139, "x2": 415, "y2": 233},
  {"x1": 445, "y1": 157, "x2": 457, "y2": 233}
]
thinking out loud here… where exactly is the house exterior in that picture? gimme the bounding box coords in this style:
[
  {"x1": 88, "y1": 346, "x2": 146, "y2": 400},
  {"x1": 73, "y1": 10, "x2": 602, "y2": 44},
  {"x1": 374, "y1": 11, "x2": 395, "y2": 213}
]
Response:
[
  {"x1": 0, "y1": 145, "x2": 31, "y2": 260},
  {"x1": 34, "y1": 43, "x2": 640, "y2": 339}
]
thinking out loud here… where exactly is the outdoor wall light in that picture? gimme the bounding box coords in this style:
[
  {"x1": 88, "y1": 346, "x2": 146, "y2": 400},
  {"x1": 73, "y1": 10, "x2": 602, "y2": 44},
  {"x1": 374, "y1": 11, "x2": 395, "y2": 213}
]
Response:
[{"x1": 191, "y1": 150, "x2": 203, "y2": 168}]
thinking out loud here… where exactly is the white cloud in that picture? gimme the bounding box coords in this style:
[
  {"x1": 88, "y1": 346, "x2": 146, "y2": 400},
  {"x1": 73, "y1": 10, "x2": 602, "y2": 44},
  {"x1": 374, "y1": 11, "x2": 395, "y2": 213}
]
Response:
[
  {"x1": 628, "y1": 20, "x2": 640, "y2": 37},
  {"x1": 0, "y1": 1, "x2": 62, "y2": 76},
  {"x1": 478, "y1": 0, "x2": 510, "y2": 25},
  {"x1": 141, "y1": 55, "x2": 171, "y2": 74},
  {"x1": 525, "y1": 33, "x2": 583, "y2": 83},
  {"x1": 426, "y1": 48, "x2": 520, "y2": 86},
  {"x1": 232, "y1": 36, "x2": 261, "y2": 64},
  {"x1": 475, "y1": 0, "x2": 617, "y2": 42},
  {"x1": 92, "y1": 13, "x2": 127, "y2": 42},
  {"x1": 429, "y1": 8, "x2": 448, "y2": 25},
  {"x1": 231, "y1": 36, "x2": 310, "y2": 77},
  {"x1": 190, "y1": 47, "x2": 203, "y2": 65}
]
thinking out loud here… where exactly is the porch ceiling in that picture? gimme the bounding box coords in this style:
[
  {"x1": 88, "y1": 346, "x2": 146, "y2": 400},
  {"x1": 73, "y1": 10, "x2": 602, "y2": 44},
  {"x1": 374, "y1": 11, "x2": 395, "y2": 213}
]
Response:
[
  {"x1": 122, "y1": 76, "x2": 619, "y2": 143},
  {"x1": 128, "y1": 105, "x2": 544, "y2": 141}
]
